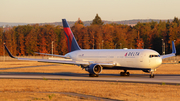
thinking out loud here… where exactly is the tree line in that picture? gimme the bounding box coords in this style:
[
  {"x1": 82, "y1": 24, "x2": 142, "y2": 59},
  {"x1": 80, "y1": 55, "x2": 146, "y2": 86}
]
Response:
[{"x1": 0, "y1": 15, "x2": 180, "y2": 56}]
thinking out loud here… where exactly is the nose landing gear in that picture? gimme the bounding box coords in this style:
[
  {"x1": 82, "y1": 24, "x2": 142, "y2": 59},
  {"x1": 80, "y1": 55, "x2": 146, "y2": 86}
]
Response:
[{"x1": 150, "y1": 72, "x2": 154, "y2": 78}]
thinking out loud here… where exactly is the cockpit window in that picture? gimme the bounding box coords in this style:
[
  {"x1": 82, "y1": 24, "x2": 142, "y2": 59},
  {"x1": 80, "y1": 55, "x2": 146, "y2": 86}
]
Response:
[{"x1": 149, "y1": 55, "x2": 160, "y2": 58}]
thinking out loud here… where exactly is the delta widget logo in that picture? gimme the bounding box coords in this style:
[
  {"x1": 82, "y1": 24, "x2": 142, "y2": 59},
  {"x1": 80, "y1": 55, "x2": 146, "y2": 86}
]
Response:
[{"x1": 125, "y1": 52, "x2": 140, "y2": 57}]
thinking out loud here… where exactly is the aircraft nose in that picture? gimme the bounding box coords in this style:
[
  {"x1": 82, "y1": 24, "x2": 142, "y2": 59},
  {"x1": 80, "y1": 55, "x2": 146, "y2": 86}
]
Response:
[{"x1": 156, "y1": 58, "x2": 162, "y2": 66}]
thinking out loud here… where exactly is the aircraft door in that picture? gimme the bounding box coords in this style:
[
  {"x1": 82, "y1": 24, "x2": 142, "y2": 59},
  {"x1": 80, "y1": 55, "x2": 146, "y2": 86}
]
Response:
[
  {"x1": 140, "y1": 53, "x2": 144, "y2": 63},
  {"x1": 136, "y1": 53, "x2": 144, "y2": 67}
]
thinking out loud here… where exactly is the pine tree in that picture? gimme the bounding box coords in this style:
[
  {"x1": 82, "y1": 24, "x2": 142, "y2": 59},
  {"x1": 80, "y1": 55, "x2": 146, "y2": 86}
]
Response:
[
  {"x1": 91, "y1": 14, "x2": 104, "y2": 25},
  {"x1": 173, "y1": 17, "x2": 180, "y2": 26},
  {"x1": 0, "y1": 28, "x2": 3, "y2": 55},
  {"x1": 75, "y1": 18, "x2": 84, "y2": 25}
]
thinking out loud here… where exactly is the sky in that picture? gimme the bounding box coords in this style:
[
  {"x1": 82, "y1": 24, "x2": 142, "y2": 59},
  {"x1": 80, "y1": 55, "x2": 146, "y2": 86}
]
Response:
[{"x1": 1, "y1": 0, "x2": 180, "y2": 23}]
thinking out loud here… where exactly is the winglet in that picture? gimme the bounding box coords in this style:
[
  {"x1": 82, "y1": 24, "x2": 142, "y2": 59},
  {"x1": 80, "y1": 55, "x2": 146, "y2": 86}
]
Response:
[
  {"x1": 160, "y1": 41, "x2": 176, "y2": 59},
  {"x1": 172, "y1": 41, "x2": 176, "y2": 54},
  {"x1": 4, "y1": 43, "x2": 16, "y2": 58}
]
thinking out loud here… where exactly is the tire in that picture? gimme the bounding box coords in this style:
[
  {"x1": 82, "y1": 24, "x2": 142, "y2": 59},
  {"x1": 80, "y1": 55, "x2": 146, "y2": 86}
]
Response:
[
  {"x1": 126, "y1": 72, "x2": 130, "y2": 76},
  {"x1": 120, "y1": 72, "x2": 124, "y2": 76},
  {"x1": 150, "y1": 74, "x2": 154, "y2": 78}
]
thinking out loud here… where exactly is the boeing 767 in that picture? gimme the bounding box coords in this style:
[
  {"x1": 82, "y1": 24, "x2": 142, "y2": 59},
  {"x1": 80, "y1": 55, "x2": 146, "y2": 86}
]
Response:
[{"x1": 4, "y1": 19, "x2": 176, "y2": 78}]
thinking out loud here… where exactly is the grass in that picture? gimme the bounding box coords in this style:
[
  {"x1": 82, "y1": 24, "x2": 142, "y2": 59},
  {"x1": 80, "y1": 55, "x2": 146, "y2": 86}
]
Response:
[
  {"x1": 59, "y1": 78, "x2": 65, "y2": 81},
  {"x1": 0, "y1": 91, "x2": 87, "y2": 101},
  {"x1": 43, "y1": 78, "x2": 48, "y2": 80},
  {"x1": 0, "y1": 79, "x2": 180, "y2": 101},
  {"x1": 48, "y1": 94, "x2": 55, "y2": 100},
  {"x1": 162, "y1": 82, "x2": 166, "y2": 85}
]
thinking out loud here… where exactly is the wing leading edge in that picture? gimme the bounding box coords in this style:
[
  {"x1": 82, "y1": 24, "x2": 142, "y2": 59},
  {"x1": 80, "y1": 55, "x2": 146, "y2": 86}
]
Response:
[
  {"x1": 161, "y1": 41, "x2": 176, "y2": 59},
  {"x1": 34, "y1": 52, "x2": 70, "y2": 59}
]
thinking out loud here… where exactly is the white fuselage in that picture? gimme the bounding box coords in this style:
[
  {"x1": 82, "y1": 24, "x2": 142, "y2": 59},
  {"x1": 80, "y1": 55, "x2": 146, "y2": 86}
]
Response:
[{"x1": 66, "y1": 49, "x2": 162, "y2": 69}]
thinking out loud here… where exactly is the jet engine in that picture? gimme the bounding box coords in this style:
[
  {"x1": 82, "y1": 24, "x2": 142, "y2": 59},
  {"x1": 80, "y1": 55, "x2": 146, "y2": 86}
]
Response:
[{"x1": 88, "y1": 64, "x2": 102, "y2": 74}]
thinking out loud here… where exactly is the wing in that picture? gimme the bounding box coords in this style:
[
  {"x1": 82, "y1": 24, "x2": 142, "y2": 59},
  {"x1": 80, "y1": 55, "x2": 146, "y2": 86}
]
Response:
[
  {"x1": 4, "y1": 44, "x2": 115, "y2": 66},
  {"x1": 161, "y1": 41, "x2": 176, "y2": 59},
  {"x1": 4, "y1": 44, "x2": 88, "y2": 65}
]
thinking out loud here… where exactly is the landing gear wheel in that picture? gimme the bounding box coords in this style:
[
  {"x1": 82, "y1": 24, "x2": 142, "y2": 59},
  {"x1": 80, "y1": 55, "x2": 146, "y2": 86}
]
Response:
[
  {"x1": 150, "y1": 74, "x2": 154, "y2": 78},
  {"x1": 120, "y1": 72, "x2": 130, "y2": 76},
  {"x1": 126, "y1": 72, "x2": 130, "y2": 76},
  {"x1": 89, "y1": 74, "x2": 99, "y2": 77},
  {"x1": 120, "y1": 72, "x2": 125, "y2": 76}
]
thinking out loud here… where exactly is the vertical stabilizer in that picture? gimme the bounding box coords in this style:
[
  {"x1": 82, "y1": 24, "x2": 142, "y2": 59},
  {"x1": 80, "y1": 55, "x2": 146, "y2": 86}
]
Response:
[{"x1": 62, "y1": 19, "x2": 81, "y2": 52}]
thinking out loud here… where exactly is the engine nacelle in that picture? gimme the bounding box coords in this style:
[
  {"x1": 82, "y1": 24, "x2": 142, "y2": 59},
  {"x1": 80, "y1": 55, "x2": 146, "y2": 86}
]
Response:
[{"x1": 88, "y1": 64, "x2": 102, "y2": 74}]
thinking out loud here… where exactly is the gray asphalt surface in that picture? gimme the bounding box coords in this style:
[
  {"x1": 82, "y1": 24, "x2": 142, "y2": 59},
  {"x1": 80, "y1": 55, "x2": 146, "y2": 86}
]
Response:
[{"x1": 0, "y1": 72, "x2": 180, "y2": 85}]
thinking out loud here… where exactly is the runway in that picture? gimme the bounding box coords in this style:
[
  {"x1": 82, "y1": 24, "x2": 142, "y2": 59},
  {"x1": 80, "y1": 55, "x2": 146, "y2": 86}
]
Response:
[{"x1": 0, "y1": 72, "x2": 180, "y2": 85}]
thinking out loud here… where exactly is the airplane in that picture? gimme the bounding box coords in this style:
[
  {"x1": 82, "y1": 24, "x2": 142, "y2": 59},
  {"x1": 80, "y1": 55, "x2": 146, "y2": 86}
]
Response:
[{"x1": 4, "y1": 19, "x2": 176, "y2": 78}]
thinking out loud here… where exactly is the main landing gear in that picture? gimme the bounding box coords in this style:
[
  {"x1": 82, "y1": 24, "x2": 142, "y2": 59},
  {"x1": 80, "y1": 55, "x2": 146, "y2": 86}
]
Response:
[
  {"x1": 89, "y1": 74, "x2": 99, "y2": 77},
  {"x1": 120, "y1": 70, "x2": 130, "y2": 76}
]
